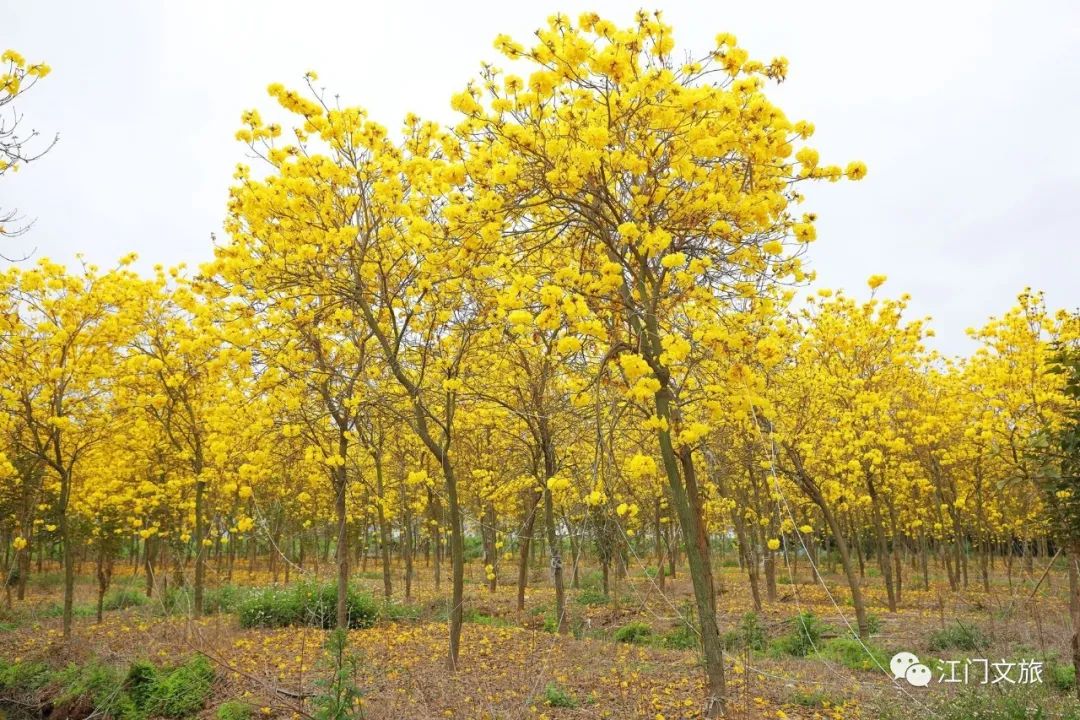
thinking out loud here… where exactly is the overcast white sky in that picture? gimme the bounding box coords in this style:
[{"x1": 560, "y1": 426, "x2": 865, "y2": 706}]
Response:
[{"x1": 3, "y1": 0, "x2": 1078, "y2": 354}]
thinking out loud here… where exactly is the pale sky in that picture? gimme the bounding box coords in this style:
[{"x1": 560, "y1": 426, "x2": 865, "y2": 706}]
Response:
[{"x1": 3, "y1": 0, "x2": 1078, "y2": 354}]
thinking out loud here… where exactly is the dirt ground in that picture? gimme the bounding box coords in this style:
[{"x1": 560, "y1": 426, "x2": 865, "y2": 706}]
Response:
[{"x1": 2, "y1": 554, "x2": 1077, "y2": 719}]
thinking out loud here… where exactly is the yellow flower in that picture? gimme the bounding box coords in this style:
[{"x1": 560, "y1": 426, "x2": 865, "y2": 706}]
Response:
[
  {"x1": 556, "y1": 336, "x2": 582, "y2": 354},
  {"x1": 845, "y1": 160, "x2": 868, "y2": 180},
  {"x1": 767, "y1": 538, "x2": 781, "y2": 551}
]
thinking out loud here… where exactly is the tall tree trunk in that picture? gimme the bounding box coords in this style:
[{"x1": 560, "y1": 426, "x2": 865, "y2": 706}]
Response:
[
  {"x1": 540, "y1": 432, "x2": 567, "y2": 635},
  {"x1": 867, "y1": 480, "x2": 896, "y2": 612},
  {"x1": 334, "y1": 438, "x2": 350, "y2": 630},
  {"x1": 516, "y1": 488, "x2": 541, "y2": 612},
  {"x1": 544, "y1": 486, "x2": 566, "y2": 634},
  {"x1": 144, "y1": 535, "x2": 155, "y2": 598},
  {"x1": 375, "y1": 455, "x2": 393, "y2": 599},
  {"x1": 484, "y1": 503, "x2": 497, "y2": 594},
  {"x1": 95, "y1": 545, "x2": 107, "y2": 624},
  {"x1": 441, "y1": 452, "x2": 465, "y2": 671},
  {"x1": 786, "y1": 448, "x2": 870, "y2": 639},
  {"x1": 1070, "y1": 548, "x2": 1080, "y2": 702},
  {"x1": 663, "y1": 438, "x2": 725, "y2": 718},
  {"x1": 190, "y1": 439, "x2": 208, "y2": 617},
  {"x1": 58, "y1": 468, "x2": 75, "y2": 641},
  {"x1": 655, "y1": 498, "x2": 667, "y2": 594}
]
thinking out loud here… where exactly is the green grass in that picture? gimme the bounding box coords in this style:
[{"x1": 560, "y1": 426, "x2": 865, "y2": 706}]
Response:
[
  {"x1": 790, "y1": 688, "x2": 836, "y2": 708},
  {"x1": 216, "y1": 700, "x2": 255, "y2": 720},
  {"x1": 721, "y1": 612, "x2": 767, "y2": 653},
  {"x1": 0, "y1": 658, "x2": 51, "y2": 692},
  {"x1": 614, "y1": 621, "x2": 653, "y2": 645},
  {"x1": 662, "y1": 621, "x2": 699, "y2": 650},
  {"x1": 381, "y1": 599, "x2": 422, "y2": 622},
  {"x1": 575, "y1": 588, "x2": 610, "y2": 606},
  {"x1": 1050, "y1": 662, "x2": 1077, "y2": 692},
  {"x1": 463, "y1": 608, "x2": 511, "y2": 626},
  {"x1": 237, "y1": 581, "x2": 377, "y2": 630},
  {"x1": 927, "y1": 621, "x2": 989, "y2": 652},
  {"x1": 1, "y1": 655, "x2": 214, "y2": 720},
  {"x1": 102, "y1": 587, "x2": 150, "y2": 611},
  {"x1": 143, "y1": 656, "x2": 215, "y2": 718},
  {"x1": 927, "y1": 686, "x2": 1080, "y2": 720},
  {"x1": 155, "y1": 583, "x2": 254, "y2": 616},
  {"x1": 769, "y1": 611, "x2": 829, "y2": 658},
  {"x1": 810, "y1": 637, "x2": 888, "y2": 671},
  {"x1": 542, "y1": 682, "x2": 578, "y2": 708}
]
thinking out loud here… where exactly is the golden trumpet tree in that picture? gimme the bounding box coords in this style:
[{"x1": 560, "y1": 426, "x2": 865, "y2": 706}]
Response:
[
  {"x1": 0, "y1": 258, "x2": 142, "y2": 638},
  {"x1": 454, "y1": 11, "x2": 864, "y2": 713},
  {"x1": 124, "y1": 267, "x2": 256, "y2": 614},
  {"x1": 220, "y1": 76, "x2": 506, "y2": 668},
  {"x1": 1, "y1": 48, "x2": 54, "y2": 239},
  {"x1": 766, "y1": 283, "x2": 930, "y2": 636}
]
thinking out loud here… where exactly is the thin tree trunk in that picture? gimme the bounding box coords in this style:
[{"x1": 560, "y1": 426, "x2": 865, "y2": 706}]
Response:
[
  {"x1": 334, "y1": 436, "x2": 350, "y2": 630},
  {"x1": 516, "y1": 488, "x2": 541, "y2": 612}
]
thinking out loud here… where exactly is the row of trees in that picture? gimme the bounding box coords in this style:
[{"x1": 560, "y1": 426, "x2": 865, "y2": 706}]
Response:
[{"x1": 2, "y1": 13, "x2": 1077, "y2": 716}]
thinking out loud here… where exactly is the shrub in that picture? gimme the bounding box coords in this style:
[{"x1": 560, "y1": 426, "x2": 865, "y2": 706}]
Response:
[
  {"x1": 217, "y1": 700, "x2": 255, "y2": 720},
  {"x1": 156, "y1": 584, "x2": 252, "y2": 617},
  {"x1": 1051, "y1": 662, "x2": 1077, "y2": 692},
  {"x1": 663, "y1": 622, "x2": 699, "y2": 650},
  {"x1": 811, "y1": 637, "x2": 888, "y2": 671},
  {"x1": 380, "y1": 600, "x2": 421, "y2": 622},
  {"x1": 928, "y1": 621, "x2": 988, "y2": 652},
  {"x1": 578, "y1": 570, "x2": 604, "y2": 591},
  {"x1": 463, "y1": 535, "x2": 484, "y2": 562},
  {"x1": 125, "y1": 660, "x2": 159, "y2": 711},
  {"x1": 312, "y1": 629, "x2": 365, "y2": 720},
  {"x1": 614, "y1": 621, "x2": 653, "y2": 645},
  {"x1": 237, "y1": 586, "x2": 298, "y2": 628},
  {"x1": 53, "y1": 660, "x2": 139, "y2": 720},
  {"x1": 103, "y1": 587, "x2": 149, "y2": 612},
  {"x1": 927, "y1": 685, "x2": 1080, "y2": 720},
  {"x1": 542, "y1": 682, "x2": 577, "y2": 708},
  {"x1": 0, "y1": 658, "x2": 51, "y2": 692},
  {"x1": 1, "y1": 655, "x2": 214, "y2": 720},
  {"x1": 238, "y1": 582, "x2": 377, "y2": 630},
  {"x1": 157, "y1": 586, "x2": 189, "y2": 615},
  {"x1": 722, "y1": 612, "x2": 767, "y2": 653},
  {"x1": 770, "y1": 612, "x2": 827, "y2": 657},
  {"x1": 145, "y1": 655, "x2": 214, "y2": 718},
  {"x1": 204, "y1": 584, "x2": 252, "y2": 614},
  {"x1": 528, "y1": 602, "x2": 549, "y2": 617},
  {"x1": 575, "y1": 588, "x2": 609, "y2": 606}
]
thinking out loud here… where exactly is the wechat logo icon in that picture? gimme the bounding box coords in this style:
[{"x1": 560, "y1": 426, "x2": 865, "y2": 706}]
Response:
[{"x1": 891, "y1": 651, "x2": 932, "y2": 687}]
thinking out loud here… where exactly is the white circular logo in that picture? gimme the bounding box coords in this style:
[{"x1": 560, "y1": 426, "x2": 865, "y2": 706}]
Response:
[{"x1": 890, "y1": 651, "x2": 920, "y2": 681}]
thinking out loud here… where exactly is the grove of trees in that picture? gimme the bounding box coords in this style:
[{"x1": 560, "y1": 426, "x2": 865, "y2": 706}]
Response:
[{"x1": 2, "y1": 13, "x2": 1078, "y2": 717}]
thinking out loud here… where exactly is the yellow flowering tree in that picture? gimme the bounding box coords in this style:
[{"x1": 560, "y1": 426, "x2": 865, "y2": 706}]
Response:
[
  {"x1": 454, "y1": 11, "x2": 864, "y2": 713},
  {"x1": 1, "y1": 48, "x2": 55, "y2": 239},
  {"x1": 0, "y1": 258, "x2": 141, "y2": 638}
]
